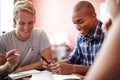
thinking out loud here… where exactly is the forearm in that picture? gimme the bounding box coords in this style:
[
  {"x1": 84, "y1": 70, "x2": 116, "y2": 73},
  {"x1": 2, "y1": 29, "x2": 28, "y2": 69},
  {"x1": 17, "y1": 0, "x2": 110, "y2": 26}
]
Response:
[
  {"x1": 0, "y1": 56, "x2": 7, "y2": 65},
  {"x1": 73, "y1": 65, "x2": 89, "y2": 75},
  {"x1": 0, "y1": 62, "x2": 14, "y2": 77},
  {"x1": 63, "y1": 59, "x2": 89, "y2": 75},
  {"x1": 14, "y1": 61, "x2": 43, "y2": 73}
]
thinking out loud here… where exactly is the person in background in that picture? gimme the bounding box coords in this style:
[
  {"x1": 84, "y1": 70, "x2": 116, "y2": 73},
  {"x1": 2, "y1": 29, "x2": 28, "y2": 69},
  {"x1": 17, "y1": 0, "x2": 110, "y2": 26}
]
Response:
[
  {"x1": 0, "y1": 49, "x2": 20, "y2": 79},
  {"x1": 0, "y1": 0, "x2": 53, "y2": 73},
  {"x1": 85, "y1": 0, "x2": 120, "y2": 80},
  {"x1": 49, "y1": 1, "x2": 105, "y2": 75}
]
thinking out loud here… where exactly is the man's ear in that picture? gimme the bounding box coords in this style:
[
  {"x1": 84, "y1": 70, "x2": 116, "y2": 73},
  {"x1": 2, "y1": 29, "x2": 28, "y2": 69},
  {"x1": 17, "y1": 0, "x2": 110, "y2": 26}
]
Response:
[
  {"x1": 13, "y1": 19, "x2": 16, "y2": 28},
  {"x1": 91, "y1": 13, "x2": 97, "y2": 21},
  {"x1": 92, "y1": 13, "x2": 96, "y2": 17}
]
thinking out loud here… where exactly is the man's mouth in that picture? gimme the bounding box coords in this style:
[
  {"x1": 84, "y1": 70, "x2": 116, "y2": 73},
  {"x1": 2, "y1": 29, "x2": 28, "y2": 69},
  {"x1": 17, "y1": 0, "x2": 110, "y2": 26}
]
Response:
[{"x1": 23, "y1": 30, "x2": 29, "y2": 33}]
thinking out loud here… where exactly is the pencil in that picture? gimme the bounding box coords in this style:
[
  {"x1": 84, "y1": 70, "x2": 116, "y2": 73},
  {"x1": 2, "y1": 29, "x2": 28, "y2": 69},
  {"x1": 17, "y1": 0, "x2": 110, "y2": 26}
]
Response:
[{"x1": 41, "y1": 56, "x2": 50, "y2": 64}]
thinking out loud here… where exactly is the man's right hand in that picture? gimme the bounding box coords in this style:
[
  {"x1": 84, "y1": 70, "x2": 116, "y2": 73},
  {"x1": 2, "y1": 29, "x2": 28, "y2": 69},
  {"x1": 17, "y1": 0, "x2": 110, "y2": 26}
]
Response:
[
  {"x1": 49, "y1": 61, "x2": 74, "y2": 75},
  {"x1": 6, "y1": 49, "x2": 20, "y2": 66},
  {"x1": 102, "y1": 19, "x2": 112, "y2": 35}
]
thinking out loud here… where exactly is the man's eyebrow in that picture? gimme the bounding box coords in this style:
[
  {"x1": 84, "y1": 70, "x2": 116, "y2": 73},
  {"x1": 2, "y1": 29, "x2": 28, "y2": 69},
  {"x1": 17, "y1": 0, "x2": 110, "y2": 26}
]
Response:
[
  {"x1": 76, "y1": 18, "x2": 82, "y2": 21},
  {"x1": 73, "y1": 18, "x2": 82, "y2": 24}
]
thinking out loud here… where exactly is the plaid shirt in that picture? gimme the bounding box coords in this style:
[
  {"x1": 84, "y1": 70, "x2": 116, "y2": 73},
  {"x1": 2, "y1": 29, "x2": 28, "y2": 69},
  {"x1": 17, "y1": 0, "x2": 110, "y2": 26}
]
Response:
[{"x1": 68, "y1": 20, "x2": 105, "y2": 66}]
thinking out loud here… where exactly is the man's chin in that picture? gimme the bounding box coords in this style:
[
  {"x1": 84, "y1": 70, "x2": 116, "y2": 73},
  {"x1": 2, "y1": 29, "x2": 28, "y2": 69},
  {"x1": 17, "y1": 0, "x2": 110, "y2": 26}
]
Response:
[
  {"x1": 79, "y1": 31, "x2": 84, "y2": 34},
  {"x1": 80, "y1": 32, "x2": 87, "y2": 36},
  {"x1": 22, "y1": 37, "x2": 29, "y2": 40},
  {"x1": 21, "y1": 35, "x2": 30, "y2": 40}
]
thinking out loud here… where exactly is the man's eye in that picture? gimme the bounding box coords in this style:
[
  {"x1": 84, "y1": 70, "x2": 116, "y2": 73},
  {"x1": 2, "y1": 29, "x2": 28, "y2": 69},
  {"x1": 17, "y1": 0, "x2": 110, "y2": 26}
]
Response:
[
  {"x1": 76, "y1": 19, "x2": 84, "y2": 24},
  {"x1": 19, "y1": 22, "x2": 25, "y2": 25},
  {"x1": 28, "y1": 22, "x2": 34, "y2": 25}
]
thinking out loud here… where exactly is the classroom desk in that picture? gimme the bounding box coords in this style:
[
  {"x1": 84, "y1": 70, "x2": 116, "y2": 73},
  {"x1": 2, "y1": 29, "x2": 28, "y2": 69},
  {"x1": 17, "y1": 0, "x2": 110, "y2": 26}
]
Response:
[
  {"x1": 22, "y1": 74, "x2": 84, "y2": 80},
  {"x1": 23, "y1": 77, "x2": 30, "y2": 80},
  {"x1": 10, "y1": 70, "x2": 85, "y2": 80}
]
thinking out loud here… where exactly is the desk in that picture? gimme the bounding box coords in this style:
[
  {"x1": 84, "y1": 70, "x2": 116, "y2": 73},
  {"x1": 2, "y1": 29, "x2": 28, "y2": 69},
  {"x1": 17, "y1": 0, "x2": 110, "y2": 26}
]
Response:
[
  {"x1": 74, "y1": 74, "x2": 84, "y2": 80},
  {"x1": 23, "y1": 74, "x2": 84, "y2": 80},
  {"x1": 23, "y1": 77, "x2": 31, "y2": 80},
  {"x1": 22, "y1": 75, "x2": 84, "y2": 80},
  {"x1": 10, "y1": 70, "x2": 84, "y2": 80}
]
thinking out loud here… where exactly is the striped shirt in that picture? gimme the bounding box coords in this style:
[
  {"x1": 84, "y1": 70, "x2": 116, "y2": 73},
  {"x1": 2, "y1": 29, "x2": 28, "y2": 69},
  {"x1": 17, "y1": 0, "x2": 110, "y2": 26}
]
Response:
[{"x1": 68, "y1": 20, "x2": 105, "y2": 66}]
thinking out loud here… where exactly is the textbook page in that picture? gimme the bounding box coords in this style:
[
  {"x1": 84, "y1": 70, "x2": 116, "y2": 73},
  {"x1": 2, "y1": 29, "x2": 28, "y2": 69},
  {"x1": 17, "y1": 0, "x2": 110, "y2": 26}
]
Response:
[
  {"x1": 9, "y1": 69, "x2": 41, "y2": 80},
  {"x1": 30, "y1": 70, "x2": 54, "y2": 80},
  {"x1": 30, "y1": 70, "x2": 80, "y2": 80},
  {"x1": 53, "y1": 74, "x2": 80, "y2": 80}
]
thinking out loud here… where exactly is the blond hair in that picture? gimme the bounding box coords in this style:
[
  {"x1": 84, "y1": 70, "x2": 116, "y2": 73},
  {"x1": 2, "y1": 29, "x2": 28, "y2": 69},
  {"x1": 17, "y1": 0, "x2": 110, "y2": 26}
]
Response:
[{"x1": 13, "y1": 0, "x2": 36, "y2": 19}]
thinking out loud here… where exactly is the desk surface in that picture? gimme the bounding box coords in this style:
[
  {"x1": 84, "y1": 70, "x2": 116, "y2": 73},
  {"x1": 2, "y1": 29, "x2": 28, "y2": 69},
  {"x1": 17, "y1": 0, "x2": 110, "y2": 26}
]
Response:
[
  {"x1": 22, "y1": 74, "x2": 84, "y2": 80},
  {"x1": 10, "y1": 70, "x2": 84, "y2": 80}
]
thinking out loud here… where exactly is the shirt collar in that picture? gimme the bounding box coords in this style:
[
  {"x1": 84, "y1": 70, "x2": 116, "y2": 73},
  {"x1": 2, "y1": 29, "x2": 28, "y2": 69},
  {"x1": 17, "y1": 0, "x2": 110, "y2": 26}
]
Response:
[
  {"x1": 80, "y1": 20, "x2": 104, "y2": 42},
  {"x1": 93, "y1": 20, "x2": 104, "y2": 41}
]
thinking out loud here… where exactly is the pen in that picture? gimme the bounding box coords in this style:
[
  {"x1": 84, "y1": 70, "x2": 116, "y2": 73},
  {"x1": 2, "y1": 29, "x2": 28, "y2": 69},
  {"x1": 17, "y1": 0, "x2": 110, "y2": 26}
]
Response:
[{"x1": 41, "y1": 56, "x2": 50, "y2": 64}]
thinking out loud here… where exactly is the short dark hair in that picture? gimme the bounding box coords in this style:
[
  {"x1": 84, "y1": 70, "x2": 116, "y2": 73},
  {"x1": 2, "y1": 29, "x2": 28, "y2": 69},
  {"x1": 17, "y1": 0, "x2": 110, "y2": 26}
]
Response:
[{"x1": 73, "y1": 1, "x2": 95, "y2": 13}]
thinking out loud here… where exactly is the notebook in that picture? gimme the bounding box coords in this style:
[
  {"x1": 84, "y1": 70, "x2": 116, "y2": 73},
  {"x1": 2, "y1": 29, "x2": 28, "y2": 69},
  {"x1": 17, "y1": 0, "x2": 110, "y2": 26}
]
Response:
[
  {"x1": 9, "y1": 69, "x2": 41, "y2": 80},
  {"x1": 9, "y1": 70, "x2": 80, "y2": 80},
  {"x1": 30, "y1": 70, "x2": 80, "y2": 80}
]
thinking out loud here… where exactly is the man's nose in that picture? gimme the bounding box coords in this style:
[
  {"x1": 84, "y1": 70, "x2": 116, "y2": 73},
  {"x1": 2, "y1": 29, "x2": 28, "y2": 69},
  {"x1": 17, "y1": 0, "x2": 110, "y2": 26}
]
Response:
[
  {"x1": 24, "y1": 24, "x2": 29, "y2": 29},
  {"x1": 75, "y1": 23, "x2": 81, "y2": 27}
]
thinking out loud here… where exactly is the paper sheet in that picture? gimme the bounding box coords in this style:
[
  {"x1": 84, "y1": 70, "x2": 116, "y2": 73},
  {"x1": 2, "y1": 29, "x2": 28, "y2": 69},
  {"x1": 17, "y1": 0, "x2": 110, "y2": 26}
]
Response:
[
  {"x1": 53, "y1": 74, "x2": 80, "y2": 80},
  {"x1": 30, "y1": 70, "x2": 54, "y2": 80},
  {"x1": 9, "y1": 69, "x2": 41, "y2": 80},
  {"x1": 9, "y1": 70, "x2": 80, "y2": 80},
  {"x1": 30, "y1": 70, "x2": 80, "y2": 80}
]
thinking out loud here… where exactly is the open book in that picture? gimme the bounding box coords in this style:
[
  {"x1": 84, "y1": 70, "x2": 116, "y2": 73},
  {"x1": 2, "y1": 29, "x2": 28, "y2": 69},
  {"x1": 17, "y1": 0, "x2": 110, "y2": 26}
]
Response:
[
  {"x1": 9, "y1": 70, "x2": 80, "y2": 80},
  {"x1": 30, "y1": 70, "x2": 80, "y2": 80},
  {"x1": 9, "y1": 69, "x2": 41, "y2": 80}
]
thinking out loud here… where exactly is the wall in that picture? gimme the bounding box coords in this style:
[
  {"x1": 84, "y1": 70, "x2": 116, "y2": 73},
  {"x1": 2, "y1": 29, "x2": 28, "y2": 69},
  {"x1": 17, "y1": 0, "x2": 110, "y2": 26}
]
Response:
[{"x1": 32, "y1": 0, "x2": 105, "y2": 48}]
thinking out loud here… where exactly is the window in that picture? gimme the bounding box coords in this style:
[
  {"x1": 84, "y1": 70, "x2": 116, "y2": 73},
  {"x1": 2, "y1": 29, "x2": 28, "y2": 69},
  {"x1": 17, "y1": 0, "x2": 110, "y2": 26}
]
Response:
[
  {"x1": 0, "y1": 0, "x2": 14, "y2": 34},
  {"x1": 99, "y1": 2, "x2": 110, "y2": 23}
]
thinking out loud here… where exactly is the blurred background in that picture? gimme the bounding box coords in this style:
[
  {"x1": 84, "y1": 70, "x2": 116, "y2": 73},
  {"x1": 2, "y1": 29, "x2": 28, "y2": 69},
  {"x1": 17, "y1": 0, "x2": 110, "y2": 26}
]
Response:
[{"x1": 0, "y1": 0, "x2": 110, "y2": 61}]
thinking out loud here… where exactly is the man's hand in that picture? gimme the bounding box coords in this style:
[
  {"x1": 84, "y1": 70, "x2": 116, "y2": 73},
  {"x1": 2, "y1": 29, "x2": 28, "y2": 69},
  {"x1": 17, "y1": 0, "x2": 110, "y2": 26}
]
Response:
[
  {"x1": 49, "y1": 61, "x2": 74, "y2": 75},
  {"x1": 6, "y1": 49, "x2": 20, "y2": 66},
  {"x1": 0, "y1": 49, "x2": 20, "y2": 77},
  {"x1": 102, "y1": 19, "x2": 112, "y2": 35}
]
